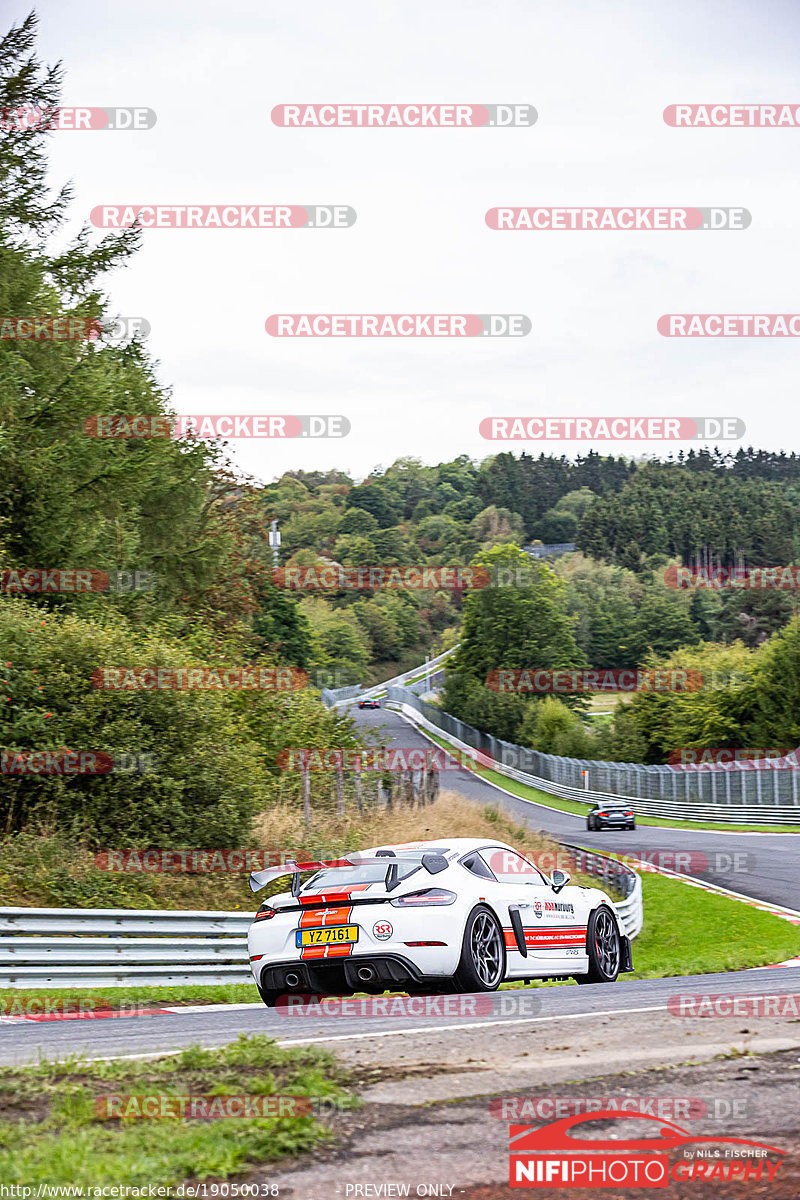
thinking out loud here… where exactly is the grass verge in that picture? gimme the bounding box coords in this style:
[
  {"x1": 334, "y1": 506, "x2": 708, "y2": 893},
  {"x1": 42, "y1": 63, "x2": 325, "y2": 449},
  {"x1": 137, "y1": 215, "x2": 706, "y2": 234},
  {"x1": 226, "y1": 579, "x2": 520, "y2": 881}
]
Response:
[
  {"x1": 0, "y1": 1034, "x2": 357, "y2": 1186},
  {"x1": 1, "y1": 984, "x2": 260, "y2": 1009},
  {"x1": 630, "y1": 872, "x2": 800, "y2": 977}
]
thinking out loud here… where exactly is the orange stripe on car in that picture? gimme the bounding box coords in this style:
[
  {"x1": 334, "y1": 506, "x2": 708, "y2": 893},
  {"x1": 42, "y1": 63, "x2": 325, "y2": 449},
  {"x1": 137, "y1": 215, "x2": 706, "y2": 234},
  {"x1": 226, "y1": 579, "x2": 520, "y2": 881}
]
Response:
[{"x1": 299, "y1": 905, "x2": 355, "y2": 959}]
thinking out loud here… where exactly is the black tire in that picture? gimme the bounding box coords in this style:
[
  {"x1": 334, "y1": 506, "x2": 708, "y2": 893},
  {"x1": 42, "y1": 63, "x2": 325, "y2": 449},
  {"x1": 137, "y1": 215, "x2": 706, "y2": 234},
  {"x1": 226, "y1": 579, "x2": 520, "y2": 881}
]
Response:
[
  {"x1": 454, "y1": 905, "x2": 506, "y2": 992},
  {"x1": 574, "y1": 905, "x2": 621, "y2": 985}
]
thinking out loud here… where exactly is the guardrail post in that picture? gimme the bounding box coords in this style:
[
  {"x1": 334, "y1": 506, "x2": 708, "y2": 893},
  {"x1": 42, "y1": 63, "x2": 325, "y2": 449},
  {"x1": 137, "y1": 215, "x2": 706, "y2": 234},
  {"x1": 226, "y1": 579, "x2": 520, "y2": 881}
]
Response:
[
  {"x1": 335, "y1": 768, "x2": 345, "y2": 818},
  {"x1": 354, "y1": 762, "x2": 364, "y2": 816}
]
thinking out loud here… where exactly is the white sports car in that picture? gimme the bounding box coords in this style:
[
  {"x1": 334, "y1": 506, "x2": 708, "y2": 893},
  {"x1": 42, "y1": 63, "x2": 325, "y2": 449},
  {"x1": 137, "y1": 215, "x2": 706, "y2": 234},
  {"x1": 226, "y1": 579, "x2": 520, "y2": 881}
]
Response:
[{"x1": 247, "y1": 837, "x2": 632, "y2": 1006}]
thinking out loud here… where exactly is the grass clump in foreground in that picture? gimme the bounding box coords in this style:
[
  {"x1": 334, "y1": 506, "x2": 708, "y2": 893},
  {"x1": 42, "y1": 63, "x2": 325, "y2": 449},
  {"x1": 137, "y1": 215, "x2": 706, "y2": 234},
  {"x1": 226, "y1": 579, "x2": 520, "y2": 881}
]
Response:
[{"x1": 0, "y1": 1034, "x2": 358, "y2": 1186}]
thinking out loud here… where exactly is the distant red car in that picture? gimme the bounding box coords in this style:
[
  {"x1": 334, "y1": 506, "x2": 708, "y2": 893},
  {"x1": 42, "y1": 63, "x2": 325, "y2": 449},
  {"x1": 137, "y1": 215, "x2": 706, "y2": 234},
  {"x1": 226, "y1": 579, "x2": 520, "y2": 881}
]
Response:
[{"x1": 358, "y1": 698, "x2": 380, "y2": 709}]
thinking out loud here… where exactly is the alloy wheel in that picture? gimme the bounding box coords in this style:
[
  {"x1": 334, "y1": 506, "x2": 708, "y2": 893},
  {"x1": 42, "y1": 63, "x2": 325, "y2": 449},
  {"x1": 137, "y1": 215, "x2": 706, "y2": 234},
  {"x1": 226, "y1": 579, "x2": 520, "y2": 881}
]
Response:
[
  {"x1": 594, "y1": 909, "x2": 620, "y2": 977},
  {"x1": 470, "y1": 911, "x2": 503, "y2": 986}
]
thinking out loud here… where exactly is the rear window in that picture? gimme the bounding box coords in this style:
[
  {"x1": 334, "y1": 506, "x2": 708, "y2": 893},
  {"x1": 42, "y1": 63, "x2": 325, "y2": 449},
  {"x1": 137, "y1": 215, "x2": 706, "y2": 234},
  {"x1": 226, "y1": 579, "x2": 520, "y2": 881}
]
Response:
[{"x1": 301, "y1": 862, "x2": 420, "y2": 892}]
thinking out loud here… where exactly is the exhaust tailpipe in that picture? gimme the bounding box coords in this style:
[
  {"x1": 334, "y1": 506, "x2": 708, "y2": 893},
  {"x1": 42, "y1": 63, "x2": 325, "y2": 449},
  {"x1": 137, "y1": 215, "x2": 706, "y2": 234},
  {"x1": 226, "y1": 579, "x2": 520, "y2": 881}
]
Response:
[
  {"x1": 284, "y1": 972, "x2": 301, "y2": 988},
  {"x1": 357, "y1": 966, "x2": 376, "y2": 983}
]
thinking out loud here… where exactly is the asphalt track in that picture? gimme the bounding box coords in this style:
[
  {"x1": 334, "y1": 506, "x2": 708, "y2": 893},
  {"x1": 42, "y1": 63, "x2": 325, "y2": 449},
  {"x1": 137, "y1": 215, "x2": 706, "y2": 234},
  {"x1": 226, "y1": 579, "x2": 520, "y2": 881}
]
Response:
[
  {"x1": 2, "y1": 965, "x2": 799, "y2": 1065},
  {"x1": 350, "y1": 701, "x2": 800, "y2": 912},
  {"x1": 3, "y1": 698, "x2": 797, "y2": 1068}
]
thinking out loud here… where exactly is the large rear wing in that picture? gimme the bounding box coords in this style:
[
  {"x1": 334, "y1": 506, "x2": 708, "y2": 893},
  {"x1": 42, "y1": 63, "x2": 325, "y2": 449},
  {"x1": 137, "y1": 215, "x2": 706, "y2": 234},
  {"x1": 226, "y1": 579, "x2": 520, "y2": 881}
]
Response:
[{"x1": 248, "y1": 850, "x2": 449, "y2": 894}]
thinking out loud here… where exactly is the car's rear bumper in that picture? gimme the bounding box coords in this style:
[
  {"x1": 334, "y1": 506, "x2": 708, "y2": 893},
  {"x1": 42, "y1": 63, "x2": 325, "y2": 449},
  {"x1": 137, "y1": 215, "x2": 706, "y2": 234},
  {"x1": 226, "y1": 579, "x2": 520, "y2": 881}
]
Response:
[
  {"x1": 248, "y1": 903, "x2": 462, "y2": 988},
  {"x1": 255, "y1": 953, "x2": 454, "y2": 995}
]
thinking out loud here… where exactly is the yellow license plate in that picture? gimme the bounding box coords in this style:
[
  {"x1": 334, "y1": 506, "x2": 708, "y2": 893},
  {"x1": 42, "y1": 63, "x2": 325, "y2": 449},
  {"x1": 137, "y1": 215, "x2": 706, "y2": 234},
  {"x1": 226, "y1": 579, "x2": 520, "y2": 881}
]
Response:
[{"x1": 296, "y1": 925, "x2": 359, "y2": 947}]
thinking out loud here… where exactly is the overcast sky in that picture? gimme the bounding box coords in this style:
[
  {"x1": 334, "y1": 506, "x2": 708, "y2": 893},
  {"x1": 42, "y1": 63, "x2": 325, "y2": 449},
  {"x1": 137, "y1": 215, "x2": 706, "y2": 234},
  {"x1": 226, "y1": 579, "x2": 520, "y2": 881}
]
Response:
[{"x1": 15, "y1": 0, "x2": 800, "y2": 482}]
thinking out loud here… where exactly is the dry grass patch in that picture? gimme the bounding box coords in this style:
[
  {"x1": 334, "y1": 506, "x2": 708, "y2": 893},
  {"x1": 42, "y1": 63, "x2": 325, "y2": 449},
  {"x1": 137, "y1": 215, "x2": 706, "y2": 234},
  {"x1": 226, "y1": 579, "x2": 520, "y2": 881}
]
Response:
[{"x1": 254, "y1": 789, "x2": 611, "y2": 894}]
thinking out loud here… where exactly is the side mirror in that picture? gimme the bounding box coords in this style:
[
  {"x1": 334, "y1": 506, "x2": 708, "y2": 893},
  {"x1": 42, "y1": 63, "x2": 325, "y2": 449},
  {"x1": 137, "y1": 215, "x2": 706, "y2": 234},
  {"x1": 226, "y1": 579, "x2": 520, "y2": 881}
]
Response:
[{"x1": 551, "y1": 869, "x2": 571, "y2": 894}]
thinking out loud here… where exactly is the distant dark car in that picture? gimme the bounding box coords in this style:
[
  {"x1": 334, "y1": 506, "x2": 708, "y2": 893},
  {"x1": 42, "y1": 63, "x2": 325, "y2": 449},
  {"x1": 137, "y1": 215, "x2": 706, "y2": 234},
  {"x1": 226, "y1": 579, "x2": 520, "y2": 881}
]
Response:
[
  {"x1": 358, "y1": 698, "x2": 381, "y2": 709},
  {"x1": 587, "y1": 803, "x2": 635, "y2": 831}
]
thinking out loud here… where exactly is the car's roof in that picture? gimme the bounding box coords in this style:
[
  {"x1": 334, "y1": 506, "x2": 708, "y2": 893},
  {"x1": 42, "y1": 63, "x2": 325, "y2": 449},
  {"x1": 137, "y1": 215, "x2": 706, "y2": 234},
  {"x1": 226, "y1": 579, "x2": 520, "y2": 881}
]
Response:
[{"x1": 362, "y1": 837, "x2": 515, "y2": 857}]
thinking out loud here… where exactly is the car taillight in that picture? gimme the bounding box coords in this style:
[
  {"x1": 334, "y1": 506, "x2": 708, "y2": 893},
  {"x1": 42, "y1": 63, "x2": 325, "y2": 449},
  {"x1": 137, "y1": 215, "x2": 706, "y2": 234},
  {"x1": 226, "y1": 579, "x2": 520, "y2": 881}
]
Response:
[
  {"x1": 390, "y1": 888, "x2": 456, "y2": 907},
  {"x1": 624, "y1": 811, "x2": 634, "y2": 817},
  {"x1": 255, "y1": 905, "x2": 276, "y2": 920}
]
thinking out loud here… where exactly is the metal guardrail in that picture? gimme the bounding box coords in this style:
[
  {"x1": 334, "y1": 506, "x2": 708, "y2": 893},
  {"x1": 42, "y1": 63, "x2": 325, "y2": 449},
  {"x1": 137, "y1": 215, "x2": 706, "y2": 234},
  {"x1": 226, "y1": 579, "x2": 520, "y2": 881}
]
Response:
[
  {"x1": 322, "y1": 646, "x2": 456, "y2": 708},
  {"x1": 387, "y1": 689, "x2": 800, "y2": 824},
  {"x1": 0, "y1": 907, "x2": 253, "y2": 988},
  {"x1": 523, "y1": 543, "x2": 577, "y2": 558},
  {"x1": 561, "y1": 844, "x2": 643, "y2": 939}
]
